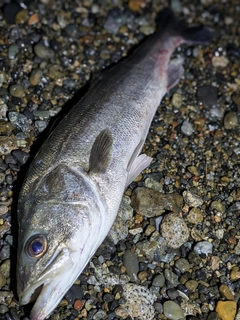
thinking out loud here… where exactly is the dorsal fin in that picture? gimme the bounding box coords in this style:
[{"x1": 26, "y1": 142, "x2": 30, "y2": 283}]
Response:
[{"x1": 89, "y1": 129, "x2": 113, "y2": 174}]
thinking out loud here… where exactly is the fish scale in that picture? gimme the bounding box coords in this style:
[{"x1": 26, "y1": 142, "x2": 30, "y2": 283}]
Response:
[{"x1": 17, "y1": 8, "x2": 212, "y2": 320}]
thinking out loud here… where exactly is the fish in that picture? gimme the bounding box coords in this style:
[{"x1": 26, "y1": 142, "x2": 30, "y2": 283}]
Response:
[{"x1": 17, "y1": 8, "x2": 212, "y2": 320}]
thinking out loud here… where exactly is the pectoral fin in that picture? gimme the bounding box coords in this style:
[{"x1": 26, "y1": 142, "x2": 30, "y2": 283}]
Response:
[
  {"x1": 167, "y1": 59, "x2": 184, "y2": 91},
  {"x1": 89, "y1": 129, "x2": 113, "y2": 174},
  {"x1": 126, "y1": 153, "x2": 152, "y2": 188}
]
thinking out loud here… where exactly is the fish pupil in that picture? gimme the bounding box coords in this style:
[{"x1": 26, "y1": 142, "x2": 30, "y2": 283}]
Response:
[{"x1": 31, "y1": 241, "x2": 43, "y2": 254}]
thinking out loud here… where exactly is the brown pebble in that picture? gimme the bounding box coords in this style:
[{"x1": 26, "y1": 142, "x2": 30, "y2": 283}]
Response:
[
  {"x1": 128, "y1": 0, "x2": 146, "y2": 11},
  {"x1": 74, "y1": 299, "x2": 83, "y2": 310},
  {"x1": 219, "y1": 284, "x2": 234, "y2": 300},
  {"x1": 216, "y1": 300, "x2": 236, "y2": 320},
  {"x1": 210, "y1": 256, "x2": 220, "y2": 270},
  {"x1": 28, "y1": 13, "x2": 39, "y2": 25},
  {"x1": 138, "y1": 270, "x2": 148, "y2": 281}
]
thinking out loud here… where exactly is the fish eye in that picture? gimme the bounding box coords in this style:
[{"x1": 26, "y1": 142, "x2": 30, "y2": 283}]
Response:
[{"x1": 25, "y1": 235, "x2": 48, "y2": 258}]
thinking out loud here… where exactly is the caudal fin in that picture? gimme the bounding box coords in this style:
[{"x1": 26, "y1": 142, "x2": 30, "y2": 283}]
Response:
[{"x1": 156, "y1": 7, "x2": 213, "y2": 44}]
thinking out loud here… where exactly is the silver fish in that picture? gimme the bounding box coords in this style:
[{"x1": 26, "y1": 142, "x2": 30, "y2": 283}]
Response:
[{"x1": 17, "y1": 8, "x2": 212, "y2": 320}]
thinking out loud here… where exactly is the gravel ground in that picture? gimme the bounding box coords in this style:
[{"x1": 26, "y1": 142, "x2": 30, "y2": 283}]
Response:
[{"x1": 0, "y1": 0, "x2": 239, "y2": 319}]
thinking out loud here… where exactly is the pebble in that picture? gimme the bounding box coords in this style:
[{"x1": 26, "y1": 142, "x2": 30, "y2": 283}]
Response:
[
  {"x1": 0, "y1": 120, "x2": 14, "y2": 135},
  {"x1": 0, "y1": 245, "x2": 10, "y2": 260},
  {"x1": 193, "y1": 241, "x2": 213, "y2": 256},
  {"x1": 8, "y1": 112, "x2": 29, "y2": 133},
  {"x1": 123, "y1": 250, "x2": 139, "y2": 282},
  {"x1": 34, "y1": 43, "x2": 55, "y2": 59},
  {"x1": 212, "y1": 56, "x2": 229, "y2": 68},
  {"x1": 12, "y1": 150, "x2": 30, "y2": 166},
  {"x1": 131, "y1": 187, "x2": 183, "y2": 218},
  {"x1": 223, "y1": 111, "x2": 238, "y2": 129},
  {"x1": 73, "y1": 299, "x2": 83, "y2": 310},
  {"x1": 118, "y1": 283, "x2": 156, "y2": 319},
  {"x1": 35, "y1": 120, "x2": 48, "y2": 132},
  {"x1": 138, "y1": 270, "x2": 148, "y2": 281},
  {"x1": 163, "y1": 301, "x2": 184, "y2": 320},
  {"x1": 183, "y1": 191, "x2": 203, "y2": 207},
  {"x1": 30, "y1": 69, "x2": 43, "y2": 86},
  {"x1": 160, "y1": 213, "x2": 189, "y2": 249},
  {"x1": 15, "y1": 9, "x2": 28, "y2": 24},
  {"x1": 216, "y1": 301, "x2": 236, "y2": 320},
  {"x1": 8, "y1": 44, "x2": 20, "y2": 60},
  {"x1": 0, "y1": 259, "x2": 11, "y2": 278},
  {"x1": 175, "y1": 258, "x2": 190, "y2": 273},
  {"x1": 152, "y1": 274, "x2": 165, "y2": 287},
  {"x1": 219, "y1": 284, "x2": 234, "y2": 300},
  {"x1": 185, "y1": 280, "x2": 198, "y2": 292},
  {"x1": 187, "y1": 208, "x2": 203, "y2": 224},
  {"x1": 197, "y1": 86, "x2": 218, "y2": 106},
  {"x1": 0, "y1": 272, "x2": 7, "y2": 288},
  {"x1": 181, "y1": 120, "x2": 194, "y2": 136},
  {"x1": 210, "y1": 200, "x2": 225, "y2": 213},
  {"x1": 9, "y1": 84, "x2": 24, "y2": 98}
]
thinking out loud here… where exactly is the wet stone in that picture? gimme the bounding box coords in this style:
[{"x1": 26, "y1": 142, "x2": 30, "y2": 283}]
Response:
[
  {"x1": 219, "y1": 284, "x2": 234, "y2": 300},
  {"x1": 175, "y1": 258, "x2": 190, "y2": 273},
  {"x1": 163, "y1": 301, "x2": 184, "y2": 320},
  {"x1": 164, "y1": 269, "x2": 179, "y2": 287},
  {"x1": 30, "y1": 69, "x2": 43, "y2": 86},
  {"x1": 185, "y1": 280, "x2": 198, "y2": 292},
  {"x1": 123, "y1": 250, "x2": 139, "y2": 282},
  {"x1": 35, "y1": 120, "x2": 48, "y2": 132},
  {"x1": 210, "y1": 200, "x2": 225, "y2": 213},
  {"x1": 187, "y1": 208, "x2": 203, "y2": 224},
  {"x1": 160, "y1": 213, "x2": 189, "y2": 249},
  {"x1": 0, "y1": 120, "x2": 14, "y2": 135},
  {"x1": 0, "y1": 246, "x2": 10, "y2": 260},
  {"x1": 131, "y1": 187, "x2": 183, "y2": 218},
  {"x1": 216, "y1": 301, "x2": 236, "y2": 320},
  {"x1": 172, "y1": 92, "x2": 182, "y2": 108},
  {"x1": 223, "y1": 111, "x2": 238, "y2": 129},
  {"x1": 15, "y1": 9, "x2": 28, "y2": 24},
  {"x1": 64, "y1": 24, "x2": 84, "y2": 39},
  {"x1": 194, "y1": 241, "x2": 213, "y2": 256},
  {"x1": 8, "y1": 44, "x2": 20, "y2": 60},
  {"x1": 181, "y1": 121, "x2": 194, "y2": 136},
  {"x1": 0, "y1": 259, "x2": 10, "y2": 278},
  {"x1": 0, "y1": 272, "x2": 7, "y2": 288},
  {"x1": 34, "y1": 43, "x2": 55, "y2": 59},
  {"x1": 0, "y1": 172, "x2": 5, "y2": 184},
  {"x1": 183, "y1": 191, "x2": 203, "y2": 207},
  {"x1": 197, "y1": 86, "x2": 218, "y2": 106},
  {"x1": 9, "y1": 84, "x2": 24, "y2": 98},
  {"x1": 152, "y1": 274, "x2": 165, "y2": 287},
  {"x1": 12, "y1": 150, "x2": 30, "y2": 166},
  {"x1": 8, "y1": 112, "x2": 29, "y2": 133}
]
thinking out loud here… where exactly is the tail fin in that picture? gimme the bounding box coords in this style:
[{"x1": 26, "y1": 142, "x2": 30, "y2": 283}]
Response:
[{"x1": 156, "y1": 7, "x2": 213, "y2": 44}]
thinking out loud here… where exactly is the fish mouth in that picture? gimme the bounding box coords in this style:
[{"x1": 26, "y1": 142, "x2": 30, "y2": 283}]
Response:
[{"x1": 19, "y1": 246, "x2": 75, "y2": 320}]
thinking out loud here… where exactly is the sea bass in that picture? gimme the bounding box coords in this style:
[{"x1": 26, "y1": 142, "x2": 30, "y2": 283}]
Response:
[{"x1": 17, "y1": 8, "x2": 212, "y2": 320}]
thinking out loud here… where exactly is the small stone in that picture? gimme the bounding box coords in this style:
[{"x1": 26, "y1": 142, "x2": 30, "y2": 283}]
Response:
[
  {"x1": 73, "y1": 299, "x2": 83, "y2": 311},
  {"x1": 197, "y1": 86, "x2": 218, "y2": 106},
  {"x1": 183, "y1": 191, "x2": 203, "y2": 207},
  {"x1": 223, "y1": 111, "x2": 238, "y2": 129},
  {"x1": 35, "y1": 120, "x2": 48, "y2": 132},
  {"x1": 131, "y1": 187, "x2": 183, "y2": 218},
  {"x1": 152, "y1": 274, "x2": 165, "y2": 287},
  {"x1": 160, "y1": 213, "x2": 189, "y2": 249},
  {"x1": 9, "y1": 84, "x2": 24, "y2": 98},
  {"x1": 129, "y1": 0, "x2": 146, "y2": 11},
  {"x1": 0, "y1": 136, "x2": 18, "y2": 155},
  {"x1": 163, "y1": 301, "x2": 184, "y2": 320},
  {"x1": 9, "y1": 112, "x2": 29, "y2": 133},
  {"x1": 210, "y1": 200, "x2": 225, "y2": 213},
  {"x1": 34, "y1": 43, "x2": 55, "y2": 59},
  {"x1": 0, "y1": 259, "x2": 10, "y2": 278},
  {"x1": 15, "y1": 9, "x2": 28, "y2": 24},
  {"x1": 0, "y1": 245, "x2": 10, "y2": 260},
  {"x1": 123, "y1": 250, "x2": 139, "y2": 282},
  {"x1": 164, "y1": 269, "x2": 179, "y2": 287},
  {"x1": 175, "y1": 258, "x2": 190, "y2": 273},
  {"x1": 210, "y1": 256, "x2": 220, "y2": 270},
  {"x1": 212, "y1": 56, "x2": 229, "y2": 68},
  {"x1": 28, "y1": 13, "x2": 39, "y2": 25},
  {"x1": 185, "y1": 280, "x2": 198, "y2": 292},
  {"x1": 219, "y1": 284, "x2": 234, "y2": 300},
  {"x1": 172, "y1": 92, "x2": 182, "y2": 108},
  {"x1": 194, "y1": 241, "x2": 213, "y2": 256},
  {"x1": 12, "y1": 150, "x2": 30, "y2": 165},
  {"x1": 145, "y1": 224, "x2": 155, "y2": 236},
  {"x1": 119, "y1": 283, "x2": 156, "y2": 319},
  {"x1": 30, "y1": 69, "x2": 43, "y2": 86},
  {"x1": 181, "y1": 121, "x2": 194, "y2": 136},
  {"x1": 0, "y1": 120, "x2": 14, "y2": 135},
  {"x1": 8, "y1": 44, "x2": 20, "y2": 59},
  {"x1": 0, "y1": 272, "x2": 6, "y2": 288},
  {"x1": 187, "y1": 208, "x2": 203, "y2": 224},
  {"x1": 216, "y1": 301, "x2": 236, "y2": 320},
  {"x1": 138, "y1": 270, "x2": 148, "y2": 281}
]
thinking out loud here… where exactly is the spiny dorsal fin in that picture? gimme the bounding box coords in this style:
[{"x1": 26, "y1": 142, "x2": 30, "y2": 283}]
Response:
[{"x1": 89, "y1": 128, "x2": 113, "y2": 174}]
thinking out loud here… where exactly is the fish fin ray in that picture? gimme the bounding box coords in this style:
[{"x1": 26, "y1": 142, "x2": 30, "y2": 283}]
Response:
[
  {"x1": 167, "y1": 60, "x2": 184, "y2": 91},
  {"x1": 126, "y1": 154, "x2": 152, "y2": 188},
  {"x1": 89, "y1": 128, "x2": 113, "y2": 173}
]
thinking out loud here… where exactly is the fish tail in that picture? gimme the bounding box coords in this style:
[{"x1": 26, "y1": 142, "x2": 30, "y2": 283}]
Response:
[{"x1": 156, "y1": 7, "x2": 213, "y2": 44}]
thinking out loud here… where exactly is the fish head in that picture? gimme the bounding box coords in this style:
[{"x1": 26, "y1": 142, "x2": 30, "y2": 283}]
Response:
[{"x1": 17, "y1": 164, "x2": 107, "y2": 320}]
